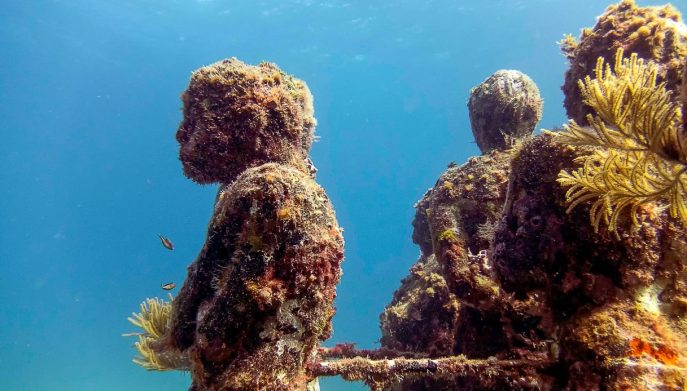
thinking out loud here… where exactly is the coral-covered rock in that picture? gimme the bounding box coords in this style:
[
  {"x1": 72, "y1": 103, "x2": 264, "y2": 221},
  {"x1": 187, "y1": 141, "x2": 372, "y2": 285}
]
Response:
[
  {"x1": 565, "y1": 302, "x2": 687, "y2": 390},
  {"x1": 169, "y1": 163, "x2": 344, "y2": 390},
  {"x1": 468, "y1": 70, "x2": 542, "y2": 153},
  {"x1": 176, "y1": 58, "x2": 316, "y2": 184},
  {"x1": 561, "y1": 0, "x2": 687, "y2": 124}
]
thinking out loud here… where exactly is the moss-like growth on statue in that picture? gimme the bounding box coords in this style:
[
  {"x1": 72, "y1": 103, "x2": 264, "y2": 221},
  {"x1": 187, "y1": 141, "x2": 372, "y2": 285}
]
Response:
[
  {"x1": 561, "y1": 0, "x2": 687, "y2": 125},
  {"x1": 380, "y1": 255, "x2": 460, "y2": 357},
  {"x1": 492, "y1": 133, "x2": 687, "y2": 389},
  {"x1": 169, "y1": 163, "x2": 343, "y2": 390},
  {"x1": 381, "y1": 71, "x2": 541, "y2": 390},
  {"x1": 176, "y1": 57, "x2": 316, "y2": 184},
  {"x1": 468, "y1": 70, "x2": 542, "y2": 153},
  {"x1": 129, "y1": 57, "x2": 343, "y2": 391}
]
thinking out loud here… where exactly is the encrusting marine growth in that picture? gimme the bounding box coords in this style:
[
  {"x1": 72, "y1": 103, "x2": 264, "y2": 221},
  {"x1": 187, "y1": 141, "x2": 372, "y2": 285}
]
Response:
[
  {"x1": 176, "y1": 58, "x2": 316, "y2": 184},
  {"x1": 128, "y1": 57, "x2": 344, "y2": 391},
  {"x1": 560, "y1": 0, "x2": 687, "y2": 125},
  {"x1": 550, "y1": 48, "x2": 687, "y2": 233},
  {"x1": 379, "y1": 1, "x2": 687, "y2": 389},
  {"x1": 379, "y1": 69, "x2": 543, "y2": 390},
  {"x1": 468, "y1": 70, "x2": 543, "y2": 153},
  {"x1": 126, "y1": 1, "x2": 687, "y2": 390}
]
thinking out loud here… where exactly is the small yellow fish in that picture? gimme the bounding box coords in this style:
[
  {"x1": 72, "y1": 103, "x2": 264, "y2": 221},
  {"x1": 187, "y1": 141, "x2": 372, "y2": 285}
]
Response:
[
  {"x1": 158, "y1": 234, "x2": 174, "y2": 250},
  {"x1": 161, "y1": 282, "x2": 176, "y2": 291}
]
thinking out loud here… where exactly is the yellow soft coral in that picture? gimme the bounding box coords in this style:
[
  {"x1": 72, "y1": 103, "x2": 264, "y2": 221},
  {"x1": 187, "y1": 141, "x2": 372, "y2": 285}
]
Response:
[
  {"x1": 550, "y1": 48, "x2": 687, "y2": 233},
  {"x1": 124, "y1": 295, "x2": 190, "y2": 371}
]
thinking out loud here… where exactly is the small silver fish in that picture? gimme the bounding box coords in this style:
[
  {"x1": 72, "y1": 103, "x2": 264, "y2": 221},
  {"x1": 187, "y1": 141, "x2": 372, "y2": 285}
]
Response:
[
  {"x1": 121, "y1": 332, "x2": 144, "y2": 337},
  {"x1": 306, "y1": 157, "x2": 318, "y2": 177},
  {"x1": 158, "y1": 234, "x2": 174, "y2": 250},
  {"x1": 161, "y1": 282, "x2": 176, "y2": 291}
]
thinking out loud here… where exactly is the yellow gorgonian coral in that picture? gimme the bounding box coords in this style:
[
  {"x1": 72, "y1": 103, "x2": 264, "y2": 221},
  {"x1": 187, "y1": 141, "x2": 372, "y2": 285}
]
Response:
[
  {"x1": 124, "y1": 295, "x2": 190, "y2": 371},
  {"x1": 550, "y1": 48, "x2": 687, "y2": 233}
]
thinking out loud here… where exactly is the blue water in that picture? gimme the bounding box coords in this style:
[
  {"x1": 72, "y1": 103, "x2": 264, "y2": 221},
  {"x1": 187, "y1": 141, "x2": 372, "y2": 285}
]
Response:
[{"x1": 2, "y1": 0, "x2": 685, "y2": 390}]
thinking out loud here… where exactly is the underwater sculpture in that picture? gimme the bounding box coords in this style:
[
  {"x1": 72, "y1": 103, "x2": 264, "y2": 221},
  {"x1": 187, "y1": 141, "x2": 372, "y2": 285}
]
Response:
[
  {"x1": 170, "y1": 58, "x2": 346, "y2": 391},
  {"x1": 560, "y1": 0, "x2": 687, "y2": 125},
  {"x1": 127, "y1": 1, "x2": 687, "y2": 389},
  {"x1": 383, "y1": 72, "x2": 542, "y2": 373},
  {"x1": 380, "y1": 69, "x2": 543, "y2": 390},
  {"x1": 467, "y1": 70, "x2": 543, "y2": 153},
  {"x1": 129, "y1": 58, "x2": 344, "y2": 390},
  {"x1": 379, "y1": 1, "x2": 687, "y2": 389}
]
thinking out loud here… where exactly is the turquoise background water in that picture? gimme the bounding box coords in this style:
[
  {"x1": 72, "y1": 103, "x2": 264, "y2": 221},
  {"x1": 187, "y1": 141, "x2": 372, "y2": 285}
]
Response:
[{"x1": 3, "y1": 1, "x2": 685, "y2": 390}]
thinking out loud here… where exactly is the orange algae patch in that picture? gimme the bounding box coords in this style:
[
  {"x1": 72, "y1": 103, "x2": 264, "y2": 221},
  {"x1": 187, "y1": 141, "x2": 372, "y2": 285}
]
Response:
[
  {"x1": 276, "y1": 207, "x2": 291, "y2": 220},
  {"x1": 628, "y1": 338, "x2": 679, "y2": 365},
  {"x1": 654, "y1": 345, "x2": 679, "y2": 365},
  {"x1": 628, "y1": 338, "x2": 652, "y2": 357}
]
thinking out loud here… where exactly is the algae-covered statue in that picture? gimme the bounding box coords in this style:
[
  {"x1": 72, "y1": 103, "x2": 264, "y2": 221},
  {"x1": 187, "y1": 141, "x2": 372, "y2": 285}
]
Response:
[
  {"x1": 128, "y1": 58, "x2": 344, "y2": 390},
  {"x1": 127, "y1": 1, "x2": 687, "y2": 390},
  {"x1": 381, "y1": 1, "x2": 687, "y2": 390},
  {"x1": 380, "y1": 69, "x2": 543, "y2": 390}
]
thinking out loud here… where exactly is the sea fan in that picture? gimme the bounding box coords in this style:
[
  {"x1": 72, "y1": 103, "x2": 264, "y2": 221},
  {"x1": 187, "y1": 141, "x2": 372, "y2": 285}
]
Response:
[
  {"x1": 124, "y1": 295, "x2": 190, "y2": 371},
  {"x1": 552, "y1": 48, "x2": 687, "y2": 233}
]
